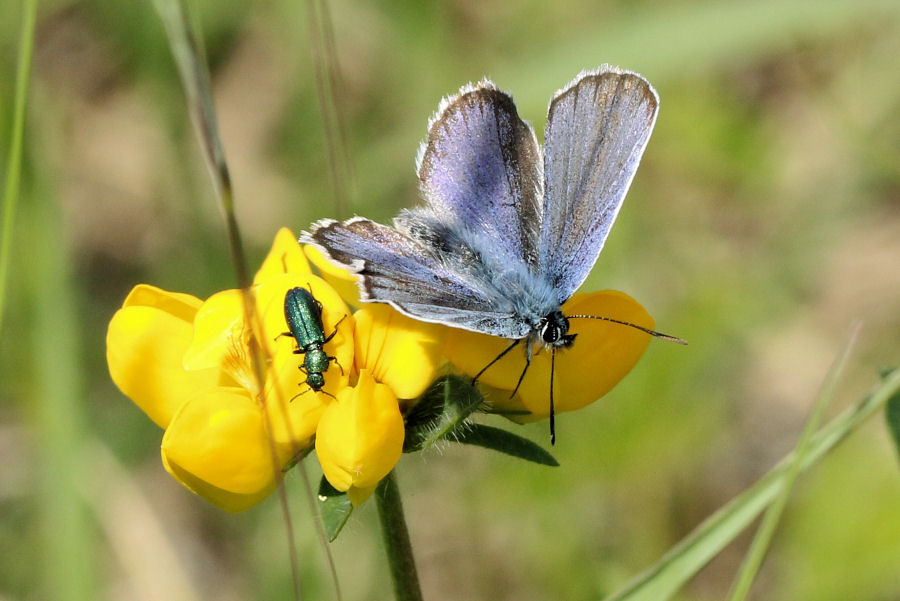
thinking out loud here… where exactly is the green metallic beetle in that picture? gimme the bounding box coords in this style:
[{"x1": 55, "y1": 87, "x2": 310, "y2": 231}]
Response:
[{"x1": 282, "y1": 286, "x2": 344, "y2": 396}]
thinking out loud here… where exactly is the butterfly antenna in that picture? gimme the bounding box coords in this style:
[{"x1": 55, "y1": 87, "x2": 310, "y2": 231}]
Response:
[
  {"x1": 472, "y1": 338, "x2": 522, "y2": 385},
  {"x1": 549, "y1": 349, "x2": 557, "y2": 445},
  {"x1": 567, "y1": 315, "x2": 687, "y2": 345}
]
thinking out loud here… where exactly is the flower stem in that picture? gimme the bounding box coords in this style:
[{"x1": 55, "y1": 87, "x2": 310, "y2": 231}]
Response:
[{"x1": 376, "y1": 471, "x2": 424, "y2": 601}]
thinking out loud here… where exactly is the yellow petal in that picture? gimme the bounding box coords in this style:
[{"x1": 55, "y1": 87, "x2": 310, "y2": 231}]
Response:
[
  {"x1": 183, "y1": 289, "x2": 245, "y2": 372},
  {"x1": 262, "y1": 338, "x2": 329, "y2": 451},
  {"x1": 106, "y1": 285, "x2": 218, "y2": 428},
  {"x1": 253, "y1": 227, "x2": 312, "y2": 284},
  {"x1": 304, "y1": 244, "x2": 361, "y2": 306},
  {"x1": 161, "y1": 389, "x2": 281, "y2": 512},
  {"x1": 353, "y1": 304, "x2": 446, "y2": 399},
  {"x1": 445, "y1": 291, "x2": 654, "y2": 416},
  {"x1": 346, "y1": 484, "x2": 377, "y2": 506},
  {"x1": 315, "y1": 370, "x2": 404, "y2": 504},
  {"x1": 122, "y1": 284, "x2": 203, "y2": 319}
]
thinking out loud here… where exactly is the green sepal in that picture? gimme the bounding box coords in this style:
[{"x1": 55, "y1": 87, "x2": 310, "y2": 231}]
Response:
[
  {"x1": 317, "y1": 476, "x2": 353, "y2": 542},
  {"x1": 403, "y1": 374, "x2": 484, "y2": 453},
  {"x1": 455, "y1": 423, "x2": 559, "y2": 466},
  {"x1": 883, "y1": 367, "x2": 900, "y2": 464}
]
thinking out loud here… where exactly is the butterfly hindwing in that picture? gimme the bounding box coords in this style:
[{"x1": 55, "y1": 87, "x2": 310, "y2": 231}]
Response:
[{"x1": 305, "y1": 217, "x2": 534, "y2": 338}]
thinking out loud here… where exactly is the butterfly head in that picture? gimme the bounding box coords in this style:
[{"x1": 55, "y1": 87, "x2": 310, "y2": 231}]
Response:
[{"x1": 539, "y1": 310, "x2": 576, "y2": 349}]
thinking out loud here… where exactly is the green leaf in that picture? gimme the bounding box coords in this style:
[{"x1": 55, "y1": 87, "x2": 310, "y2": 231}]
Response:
[
  {"x1": 455, "y1": 424, "x2": 559, "y2": 466},
  {"x1": 403, "y1": 375, "x2": 484, "y2": 452},
  {"x1": 317, "y1": 477, "x2": 353, "y2": 542},
  {"x1": 403, "y1": 375, "x2": 558, "y2": 465},
  {"x1": 603, "y1": 366, "x2": 900, "y2": 601},
  {"x1": 884, "y1": 370, "x2": 900, "y2": 463}
]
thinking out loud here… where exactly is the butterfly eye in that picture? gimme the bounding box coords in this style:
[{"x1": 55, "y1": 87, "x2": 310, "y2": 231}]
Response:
[
  {"x1": 540, "y1": 312, "x2": 570, "y2": 345},
  {"x1": 540, "y1": 324, "x2": 557, "y2": 343}
]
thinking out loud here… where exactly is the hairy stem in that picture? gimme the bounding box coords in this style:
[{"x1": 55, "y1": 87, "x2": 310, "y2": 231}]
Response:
[{"x1": 376, "y1": 471, "x2": 424, "y2": 601}]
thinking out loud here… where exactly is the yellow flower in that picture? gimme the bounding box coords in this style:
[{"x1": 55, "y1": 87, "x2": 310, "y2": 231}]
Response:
[
  {"x1": 107, "y1": 228, "x2": 354, "y2": 511},
  {"x1": 116, "y1": 224, "x2": 647, "y2": 511},
  {"x1": 444, "y1": 290, "x2": 654, "y2": 420},
  {"x1": 314, "y1": 304, "x2": 446, "y2": 505}
]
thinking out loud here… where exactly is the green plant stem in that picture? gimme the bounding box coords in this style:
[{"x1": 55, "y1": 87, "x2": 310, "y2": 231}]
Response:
[
  {"x1": 376, "y1": 471, "x2": 424, "y2": 601},
  {"x1": 0, "y1": 0, "x2": 37, "y2": 335}
]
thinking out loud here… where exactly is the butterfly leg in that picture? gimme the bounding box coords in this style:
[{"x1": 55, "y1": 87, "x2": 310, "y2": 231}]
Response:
[
  {"x1": 549, "y1": 349, "x2": 557, "y2": 445},
  {"x1": 509, "y1": 337, "x2": 534, "y2": 399},
  {"x1": 472, "y1": 338, "x2": 522, "y2": 385}
]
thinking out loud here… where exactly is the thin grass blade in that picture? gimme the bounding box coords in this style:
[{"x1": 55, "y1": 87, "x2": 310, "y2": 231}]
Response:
[
  {"x1": 150, "y1": 3, "x2": 329, "y2": 599},
  {"x1": 306, "y1": 0, "x2": 353, "y2": 215},
  {"x1": 0, "y1": 0, "x2": 37, "y2": 334},
  {"x1": 151, "y1": 0, "x2": 249, "y2": 286},
  {"x1": 725, "y1": 324, "x2": 860, "y2": 601},
  {"x1": 29, "y1": 127, "x2": 96, "y2": 601},
  {"x1": 604, "y1": 366, "x2": 900, "y2": 601}
]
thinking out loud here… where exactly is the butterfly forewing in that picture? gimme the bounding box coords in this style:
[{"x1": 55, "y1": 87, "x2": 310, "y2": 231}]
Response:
[
  {"x1": 539, "y1": 66, "x2": 659, "y2": 302},
  {"x1": 417, "y1": 82, "x2": 543, "y2": 269}
]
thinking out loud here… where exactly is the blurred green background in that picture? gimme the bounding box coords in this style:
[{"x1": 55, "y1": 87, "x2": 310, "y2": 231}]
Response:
[{"x1": 2, "y1": 0, "x2": 900, "y2": 600}]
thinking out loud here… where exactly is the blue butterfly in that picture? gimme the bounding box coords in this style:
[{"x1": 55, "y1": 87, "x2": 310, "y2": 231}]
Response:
[{"x1": 303, "y1": 65, "x2": 683, "y2": 442}]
